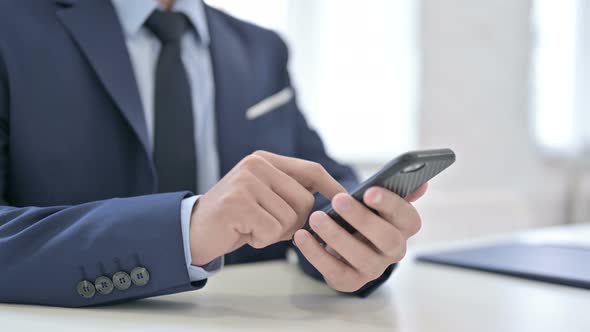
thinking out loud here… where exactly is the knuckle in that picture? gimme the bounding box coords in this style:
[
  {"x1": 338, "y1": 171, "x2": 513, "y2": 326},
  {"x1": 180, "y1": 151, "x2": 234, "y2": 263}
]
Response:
[
  {"x1": 250, "y1": 239, "x2": 267, "y2": 249},
  {"x1": 253, "y1": 224, "x2": 282, "y2": 249},
  {"x1": 259, "y1": 233, "x2": 275, "y2": 246},
  {"x1": 368, "y1": 263, "x2": 387, "y2": 280},
  {"x1": 252, "y1": 150, "x2": 267, "y2": 157},
  {"x1": 400, "y1": 241, "x2": 408, "y2": 258},
  {"x1": 408, "y1": 208, "x2": 422, "y2": 235},
  {"x1": 222, "y1": 188, "x2": 248, "y2": 205},
  {"x1": 242, "y1": 153, "x2": 265, "y2": 169},
  {"x1": 326, "y1": 271, "x2": 365, "y2": 293},
  {"x1": 309, "y1": 161, "x2": 325, "y2": 174},
  {"x1": 341, "y1": 267, "x2": 358, "y2": 282},
  {"x1": 358, "y1": 258, "x2": 384, "y2": 280},
  {"x1": 354, "y1": 281, "x2": 367, "y2": 292},
  {"x1": 218, "y1": 193, "x2": 233, "y2": 206},
  {"x1": 340, "y1": 278, "x2": 366, "y2": 293},
  {"x1": 284, "y1": 209, "x2": 299, "y2": 228},
  {"x1": 234, "y1": 171, "x2": 256, "y2": 190},
  {"x1": 383, "y1": 245, "x2": 399, "y2": 260},
  {"x1": 364, "y1": 269, "x2": 382, "y2": 281},
  {"x1": 384, "y1": 231, "x2": 405, "y2": 258},
  {"x1": 324, "y1": 267, "x2": 347, "y2": 283},
  {"x1": 255, "y1": 240, "x2": 272, "y2": 249},
  {"x1": 251, "y1": 234, "x2": 273, "y2": 249},
  {"x1": 270, "y1": 223, "x2": 283, "y2": 240},
  {"x1": 302, "y1": 192, "x2": 315, "y2": 211},
  {"x1": 392, "y1": 241, "x2": 407, "y2": 262},
  {"x1": 359, "y1": 264, "x2": 377, "y2": 280}
]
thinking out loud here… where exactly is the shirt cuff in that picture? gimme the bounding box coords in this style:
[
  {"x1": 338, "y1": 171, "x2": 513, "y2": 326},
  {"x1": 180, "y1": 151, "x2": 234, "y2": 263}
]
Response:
[{"x1": 180, "y1": 195, "x2": 224, "y2": 281}]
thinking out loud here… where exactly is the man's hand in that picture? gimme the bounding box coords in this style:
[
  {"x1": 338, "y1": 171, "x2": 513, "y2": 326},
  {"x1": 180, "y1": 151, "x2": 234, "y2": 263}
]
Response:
[
  {"x1": 189, "y1": 151, "x2": 345, "y2": 266},
  {"x1": 293, "y1": 184, "x2": 427, "y2": 293}
]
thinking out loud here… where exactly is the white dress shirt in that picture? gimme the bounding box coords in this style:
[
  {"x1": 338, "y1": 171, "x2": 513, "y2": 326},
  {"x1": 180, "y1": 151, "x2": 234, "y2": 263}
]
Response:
[{"x1": 111, "y1": 0, "x2": 223, "y2": 281}]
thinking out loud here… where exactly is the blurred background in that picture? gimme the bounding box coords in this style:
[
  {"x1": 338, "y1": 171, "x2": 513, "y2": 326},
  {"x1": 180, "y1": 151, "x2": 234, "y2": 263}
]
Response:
[{"x1": 205, "y1": 0, "x2": 590, "y2": 248}]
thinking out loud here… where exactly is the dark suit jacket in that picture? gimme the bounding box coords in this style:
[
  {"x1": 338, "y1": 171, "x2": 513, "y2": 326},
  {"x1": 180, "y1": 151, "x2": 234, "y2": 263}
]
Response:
[{"x1": 0, "y1": 0, "x2": 393, "y2": 307}]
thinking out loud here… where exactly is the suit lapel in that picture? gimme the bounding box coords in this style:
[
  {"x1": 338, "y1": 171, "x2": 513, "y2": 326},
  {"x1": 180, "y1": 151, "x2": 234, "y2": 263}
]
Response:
[
  {"x1": 206, "y1": 7, "x2": 255, "y2": 176},
  {"x1": 55, "y1": 0, "x2": 152, "y2": 160}
]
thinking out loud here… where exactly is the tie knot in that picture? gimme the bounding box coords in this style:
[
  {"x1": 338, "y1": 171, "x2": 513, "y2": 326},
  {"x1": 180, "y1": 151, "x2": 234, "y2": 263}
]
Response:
[{"x1": 145, "y1": 10, "x2": 189, "y2": 43}]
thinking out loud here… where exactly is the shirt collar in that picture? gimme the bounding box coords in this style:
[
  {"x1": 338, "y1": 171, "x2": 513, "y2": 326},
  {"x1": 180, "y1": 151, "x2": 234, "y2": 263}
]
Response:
[{"x1": 111, "y1": 0, "x2": 210, "y2": 45}]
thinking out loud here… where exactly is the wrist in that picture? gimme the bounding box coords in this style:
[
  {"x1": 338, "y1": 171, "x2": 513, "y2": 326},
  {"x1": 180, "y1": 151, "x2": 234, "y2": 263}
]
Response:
[{"x1": 189, "y1": 198, "x2": 217, "y2": 266}]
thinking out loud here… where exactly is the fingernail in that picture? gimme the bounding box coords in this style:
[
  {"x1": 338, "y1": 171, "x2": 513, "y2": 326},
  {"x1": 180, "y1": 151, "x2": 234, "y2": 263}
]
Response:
[
  {"x1": 370, "y1": 189, "x2": 382, "y2": 204},
  {"x1": 294, "y1": 231, "x2": 307, "y2": 245},
  {"x1": 334, "y1": 195, "x2": 351, "y2": 212}
]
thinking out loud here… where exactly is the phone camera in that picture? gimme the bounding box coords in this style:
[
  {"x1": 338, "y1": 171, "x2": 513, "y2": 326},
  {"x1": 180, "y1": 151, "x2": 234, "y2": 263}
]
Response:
[{"x1": 401, "y1": 163, "x2": 425, "y2": 173}]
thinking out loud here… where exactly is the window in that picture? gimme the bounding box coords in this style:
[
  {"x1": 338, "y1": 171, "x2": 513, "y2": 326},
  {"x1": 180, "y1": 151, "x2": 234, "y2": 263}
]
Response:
[
  {"x1": 205, "y1": 0, "x2": 418, "y2": 164},
  {"x1": 532, "y1": 0, "x2": 590, "y2": 157}
]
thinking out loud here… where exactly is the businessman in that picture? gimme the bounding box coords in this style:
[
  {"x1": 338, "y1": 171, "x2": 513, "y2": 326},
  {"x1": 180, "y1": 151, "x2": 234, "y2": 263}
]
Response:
[{"x1": 0, "y1": 0, "x2": 426, "y2": 307}]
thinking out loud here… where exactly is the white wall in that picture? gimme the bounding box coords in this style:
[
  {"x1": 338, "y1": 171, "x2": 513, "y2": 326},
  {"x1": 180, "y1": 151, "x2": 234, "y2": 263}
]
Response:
[{"x1": 409, "y1": 0, "x2": 579, "y2": 246}]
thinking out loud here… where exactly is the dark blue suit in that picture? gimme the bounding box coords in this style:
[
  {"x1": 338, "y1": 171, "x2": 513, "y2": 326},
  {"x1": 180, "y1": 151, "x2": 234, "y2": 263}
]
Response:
[{"x1": 0, "y1": 0, "x2": 393, "y2": 307}]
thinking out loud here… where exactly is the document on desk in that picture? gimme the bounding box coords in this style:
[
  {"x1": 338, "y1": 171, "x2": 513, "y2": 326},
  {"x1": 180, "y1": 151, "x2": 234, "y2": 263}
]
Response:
[{"x1": 417, "y1": 243, "x2": 590, "y2": 289}]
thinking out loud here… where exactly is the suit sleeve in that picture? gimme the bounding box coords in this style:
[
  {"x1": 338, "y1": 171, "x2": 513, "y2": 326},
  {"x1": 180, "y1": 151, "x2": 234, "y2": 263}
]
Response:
[
  {"x1": 269, "y1": 33, "x2": 396, "y2": 297},
  {"x1": 0, "y1": 51, "x2": 204, "y2": 308}
]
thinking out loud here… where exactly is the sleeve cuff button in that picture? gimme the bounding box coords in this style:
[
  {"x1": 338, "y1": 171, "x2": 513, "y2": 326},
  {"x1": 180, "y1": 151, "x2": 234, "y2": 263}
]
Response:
[
  {"x1": 76, "y1": 280, "x2": 96, "y2": 299},
  {"x1": 130, "y1": 266, "x2": 150, "y2": 287}
]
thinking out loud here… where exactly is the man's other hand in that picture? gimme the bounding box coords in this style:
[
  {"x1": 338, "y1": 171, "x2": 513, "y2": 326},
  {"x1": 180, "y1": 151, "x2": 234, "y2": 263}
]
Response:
[
  {"x1": 294, "y1": 184, "x2": 427, "y2": 292},
  {"x1": 189, "y1": 151, "x2": 345, "y2": 266}
]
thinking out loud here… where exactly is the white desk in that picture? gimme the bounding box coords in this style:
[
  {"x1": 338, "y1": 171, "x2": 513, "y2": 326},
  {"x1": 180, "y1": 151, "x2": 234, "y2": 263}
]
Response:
[{"x1": 3, "y1": 225, "x2": 590, "y2": 332}]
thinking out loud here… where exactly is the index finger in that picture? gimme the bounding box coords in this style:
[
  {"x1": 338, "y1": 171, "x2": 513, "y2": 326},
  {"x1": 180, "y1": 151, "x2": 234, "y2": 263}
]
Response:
[{"x1": 253, "y1": 150, "x2": 346, "y2": 200}]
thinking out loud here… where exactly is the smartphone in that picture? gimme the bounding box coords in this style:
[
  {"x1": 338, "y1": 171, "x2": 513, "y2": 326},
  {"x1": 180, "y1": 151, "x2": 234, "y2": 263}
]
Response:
[{"x1": 302, "y1": 148, "x2": 456, "y2": 243}]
